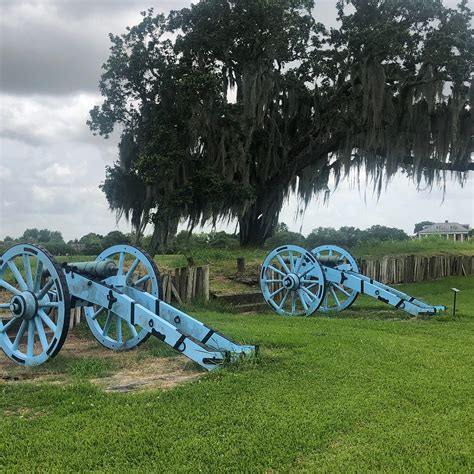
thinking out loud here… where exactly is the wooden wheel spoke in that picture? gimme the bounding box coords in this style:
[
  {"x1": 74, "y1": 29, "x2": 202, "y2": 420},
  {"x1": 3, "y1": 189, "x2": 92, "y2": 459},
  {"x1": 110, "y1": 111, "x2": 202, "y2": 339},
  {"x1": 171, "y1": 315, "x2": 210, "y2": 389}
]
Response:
[
  {"x1": 13, "y1": 320, "x2": 28, "y2": 350},
  {"x1": 301, "y1": 286, "x2": 317, "y2": 300},
  {"x1": 270, "y1": 286, "x2": 285, "y2": 299},
  {"x1": 27, "y1": 320, "x2": 36, "y2": 357},
  {"x1": 330, "y1": 286, "x2": 341, "y2": 306},
  {"x1": 125, "y1": 320, "x2": 138, "y2": 338},
  {"x1": 276, "y1": 255, "x2": 290, "y2": 274},
  {"x1": 91, "y1": 307, "x2": 106, "y2": 321},
  {"x1": 115, "y1": 315, "x2": 122, "y2": 343},
  {"x1": 134, "y1": 274, "x2": 151, "y2": 287},
  {"x1": 37, "y1": 279, "x2": 54, "y2": 300},
  {"x1": 268, "y1": 265, "x2": 286, "y2": 277},
  {"x1": 33, "y1": 260, "x2": 44, "y2": 293},
  {"x1": 125, "y1": 258, "x2": 140, "y2": 282},
  {"x1": 38, "y1": 309, "x2": 57, "y2": 332},
  {"x1": 7, "y1": 261, "x2": 28, "y2": 291},
  {"x1": 0, "y1": 317, "x2": 17, "y2": 334},
  {"x1": 35, "y1": 316, "x2": 49, "y2": 352},
  {"x1": 295, "y1": 254, "x2": 305, "y2": 273},
  {"x1": 298, "y1": 266, "x2": 314, "y2": 278},
  {"x1": 302, "y1": 278, "x2": 319, "y2": 284},
  {"x1": 102, "y1": 311, "x2": 113, "y2": 337},
  {"x1": 39, "y1": 302, "x2": 59, "y2": 309},
  {"x1": 298, "y1": 289, "x2": 309, "y2": 310},
  {"x1": 22, "y1": 254, "x2": 34, "y2": 289},
  {"x1": 0, "y1": 279, "x2": 21, "y2": 296},
  {"x1": 277, "y1": 290, "x2": 290, "y2": 310},
  {"x1": 334, "y1": 283, "x2": 351, "y2": 297},
  {"x1": 117, "y1": 252, "x2": 125, "y2": 275}
]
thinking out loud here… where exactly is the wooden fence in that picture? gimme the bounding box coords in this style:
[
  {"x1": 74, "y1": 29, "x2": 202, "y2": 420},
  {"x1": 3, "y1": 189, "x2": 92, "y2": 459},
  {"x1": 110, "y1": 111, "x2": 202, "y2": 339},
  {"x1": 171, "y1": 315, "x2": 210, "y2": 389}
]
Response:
[
  {"x1": 69, "y1": 265, "x2": 209, "y2": 328},
  {"x1": 356, "y1": 255, "x2": 474, "y2": 285},
  {"x1": 160, "y1": 265, "x2": 210, "y2": 305}
]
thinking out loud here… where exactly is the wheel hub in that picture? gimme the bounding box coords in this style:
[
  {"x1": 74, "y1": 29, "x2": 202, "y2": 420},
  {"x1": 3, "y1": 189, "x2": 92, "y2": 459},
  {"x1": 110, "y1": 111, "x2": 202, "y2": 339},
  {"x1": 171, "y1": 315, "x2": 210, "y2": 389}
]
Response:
[
  {"x1": 10, "y1": 291, "x2": 38, "y2": 320},
  {"x1": 283, "y1": 273, "x2": 300, "y2": 290}
]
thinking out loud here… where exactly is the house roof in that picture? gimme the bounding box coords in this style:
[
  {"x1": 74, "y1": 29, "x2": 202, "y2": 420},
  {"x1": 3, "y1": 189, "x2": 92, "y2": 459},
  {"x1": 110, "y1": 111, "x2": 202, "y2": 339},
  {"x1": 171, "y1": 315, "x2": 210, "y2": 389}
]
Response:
[{"x1": 418, "y1": 222, "x2": 469, "y2": 234}]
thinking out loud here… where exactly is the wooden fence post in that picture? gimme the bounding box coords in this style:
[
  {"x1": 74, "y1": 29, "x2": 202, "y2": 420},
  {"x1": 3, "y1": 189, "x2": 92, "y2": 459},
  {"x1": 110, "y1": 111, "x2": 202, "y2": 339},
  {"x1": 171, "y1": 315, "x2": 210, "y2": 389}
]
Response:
[
  {"x1": 237, "y1": 257, "x2": 245, "y2": 274},
  {"x1": 202, "y1": 265, "x2": 210, "y2": 301}
]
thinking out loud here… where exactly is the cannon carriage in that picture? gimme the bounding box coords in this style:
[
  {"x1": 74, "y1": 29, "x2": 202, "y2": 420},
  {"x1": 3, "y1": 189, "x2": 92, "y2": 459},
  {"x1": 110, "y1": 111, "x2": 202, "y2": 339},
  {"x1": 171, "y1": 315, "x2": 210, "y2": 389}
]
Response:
[
  {"x1": 260, "y1": 244, "x2": 446, "y2": 317},
  {"x1": 0, "y1": 244, "x2": 255, "y2": 367}
]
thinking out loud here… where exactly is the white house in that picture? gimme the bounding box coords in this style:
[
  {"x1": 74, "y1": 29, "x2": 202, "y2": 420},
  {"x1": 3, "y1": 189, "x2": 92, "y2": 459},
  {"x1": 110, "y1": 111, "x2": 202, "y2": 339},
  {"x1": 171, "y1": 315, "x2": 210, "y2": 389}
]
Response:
[{"x1": 417, "y1": 221, "x2": 470, "y2": 241}]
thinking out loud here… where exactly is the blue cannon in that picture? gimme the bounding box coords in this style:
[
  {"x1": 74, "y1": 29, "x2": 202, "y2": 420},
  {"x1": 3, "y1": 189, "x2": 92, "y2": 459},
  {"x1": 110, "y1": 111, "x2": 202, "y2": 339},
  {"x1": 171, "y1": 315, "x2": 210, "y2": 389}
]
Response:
[
  {"x1": 260, "y1": 245, "x2": 446, "y2": 317},
  {"x1": 0, "y1": 244, "x2": 255, "y2": 367}
]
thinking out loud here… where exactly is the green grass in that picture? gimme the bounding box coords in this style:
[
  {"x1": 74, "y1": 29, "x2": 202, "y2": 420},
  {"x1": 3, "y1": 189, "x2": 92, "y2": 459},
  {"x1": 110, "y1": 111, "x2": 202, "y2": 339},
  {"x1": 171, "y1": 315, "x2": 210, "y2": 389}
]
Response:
[
  {"x1": 68, "y1": 358, "x2": 113, "y2": 379},
  {"x1": 1, "y1": 276, "x2": 473, "y2": 472},
  {"x1": 352, "y1": 237, "x2": 474, "y2": 258}
]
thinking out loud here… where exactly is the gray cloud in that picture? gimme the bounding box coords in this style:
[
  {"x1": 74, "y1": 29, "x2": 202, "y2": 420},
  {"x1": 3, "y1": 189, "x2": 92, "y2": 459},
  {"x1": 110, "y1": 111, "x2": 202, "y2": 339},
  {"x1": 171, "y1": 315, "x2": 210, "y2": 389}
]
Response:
[
  {"x1": 0, "y1": 135, "x2": 130, "y2": 240},
  {"x1": 0, "y1": 93, "x2": 120, "y2": 147},
  {"x1": 0, "y1": 0, "x2": 190, "y2": 95}
]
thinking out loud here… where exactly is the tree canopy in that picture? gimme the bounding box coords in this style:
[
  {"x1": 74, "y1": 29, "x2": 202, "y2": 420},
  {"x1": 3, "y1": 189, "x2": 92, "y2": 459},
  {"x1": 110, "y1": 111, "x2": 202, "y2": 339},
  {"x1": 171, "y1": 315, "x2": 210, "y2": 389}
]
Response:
[
  {"x1": 414, "y1": 221, "x2": 435, "y2": 233},
  {"x1": 89, "y1": 0, "x2": 473, "y2": 251}
]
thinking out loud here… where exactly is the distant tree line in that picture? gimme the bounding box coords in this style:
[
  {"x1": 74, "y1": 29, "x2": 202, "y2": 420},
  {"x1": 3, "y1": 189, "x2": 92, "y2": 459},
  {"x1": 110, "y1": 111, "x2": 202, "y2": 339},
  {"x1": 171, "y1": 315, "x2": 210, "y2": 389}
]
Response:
[
  {"x1": 265, "y1": 224, "x2": 410, "y2": 249},
  {"x1": 0, "y1": 229, "x2": 132, "y2": 256},
  {"x1": 0, "y1": 224, "x2": 414, "y2": 256}
]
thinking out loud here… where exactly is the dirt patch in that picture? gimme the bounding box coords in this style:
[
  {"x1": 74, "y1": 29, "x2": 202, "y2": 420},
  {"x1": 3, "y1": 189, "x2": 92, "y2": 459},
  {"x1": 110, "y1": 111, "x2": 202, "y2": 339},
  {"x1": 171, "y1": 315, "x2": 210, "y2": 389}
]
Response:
[
  {"x1": 0, "y1": 331, "x2": 205, "y2": 392},
  {"x1": 92, "y1": 357, "x2": 203, "y2": 392},
  {"x1": 3, "y1": 407, "x2": 47, "y2": 419}
]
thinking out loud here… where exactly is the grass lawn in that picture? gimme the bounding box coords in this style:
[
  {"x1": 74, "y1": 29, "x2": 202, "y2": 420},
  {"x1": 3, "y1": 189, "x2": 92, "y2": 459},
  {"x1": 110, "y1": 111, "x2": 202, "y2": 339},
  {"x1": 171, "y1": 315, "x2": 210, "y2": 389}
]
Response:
[{"x1": 1, "y1": 276, "x2": 473, "y2": 472}]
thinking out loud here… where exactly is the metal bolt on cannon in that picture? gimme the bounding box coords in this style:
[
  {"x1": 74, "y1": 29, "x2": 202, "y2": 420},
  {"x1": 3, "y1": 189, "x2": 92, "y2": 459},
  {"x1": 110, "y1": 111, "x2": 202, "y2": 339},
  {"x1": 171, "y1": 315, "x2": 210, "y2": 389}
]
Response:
[
  {"x1": 260, "y1": 244, "x2": 446, "y2": 317},
  {"x1": 0, "y1": 244, "x2": 256, "y2": 368}
]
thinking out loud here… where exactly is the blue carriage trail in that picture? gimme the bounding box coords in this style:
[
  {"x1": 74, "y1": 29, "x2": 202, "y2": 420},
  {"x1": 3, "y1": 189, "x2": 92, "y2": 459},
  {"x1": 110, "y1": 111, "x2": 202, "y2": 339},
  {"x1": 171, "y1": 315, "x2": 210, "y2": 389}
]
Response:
[{"x1": 0, "y1": 244, "x2": 255, "y2": 367}]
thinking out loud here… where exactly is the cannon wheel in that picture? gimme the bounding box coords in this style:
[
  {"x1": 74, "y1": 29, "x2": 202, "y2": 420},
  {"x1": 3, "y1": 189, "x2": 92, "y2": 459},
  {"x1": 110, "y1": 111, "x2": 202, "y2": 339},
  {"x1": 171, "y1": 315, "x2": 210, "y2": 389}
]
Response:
[
  {"x1": 0, "y1": 244, "x2": 70, "y2": 366},
  {"x1": 260, "y1": 245, "x2": 326, "y2": 316},
  {"x1": 312, "y1": 245, "x2": 359, "y2": 312},
  {"x1": 84, "y1": 245, "x2": 161, "y2": 351}
]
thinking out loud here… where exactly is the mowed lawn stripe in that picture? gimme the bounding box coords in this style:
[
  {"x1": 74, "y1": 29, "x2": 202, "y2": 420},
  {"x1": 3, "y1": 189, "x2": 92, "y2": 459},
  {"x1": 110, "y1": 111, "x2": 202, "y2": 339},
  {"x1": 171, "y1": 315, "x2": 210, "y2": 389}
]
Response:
[{"x1": 1, "y1": 276, "x2": 473, "y2": 472}]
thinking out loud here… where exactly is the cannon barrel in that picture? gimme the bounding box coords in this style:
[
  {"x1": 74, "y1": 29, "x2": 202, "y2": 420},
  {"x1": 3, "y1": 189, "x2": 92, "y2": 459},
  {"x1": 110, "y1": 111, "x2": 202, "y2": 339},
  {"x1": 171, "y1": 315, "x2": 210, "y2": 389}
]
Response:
[
  {"x1": 66, "y1": 260, "x2": 118, "y2": 278},
  {"x1": 315, "y1": 255, "x2": 341, "y2": 265},
  {"x1": 283, "y1": 255, "x2": 341, "y2": 266}
]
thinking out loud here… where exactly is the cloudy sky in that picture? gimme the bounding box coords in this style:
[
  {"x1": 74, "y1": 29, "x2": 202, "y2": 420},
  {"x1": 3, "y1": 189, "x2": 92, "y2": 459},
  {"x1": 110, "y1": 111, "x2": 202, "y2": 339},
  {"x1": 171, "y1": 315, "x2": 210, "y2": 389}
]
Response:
[{"x1": 0, "y1": 0, "x2": 472, "y2": 242}]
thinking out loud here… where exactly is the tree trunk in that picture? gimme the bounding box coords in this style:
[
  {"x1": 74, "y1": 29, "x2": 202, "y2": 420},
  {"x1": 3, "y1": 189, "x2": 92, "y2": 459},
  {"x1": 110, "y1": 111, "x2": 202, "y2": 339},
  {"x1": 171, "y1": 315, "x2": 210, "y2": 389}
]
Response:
[
  {"x1": 239, "y1": 189, "x2": 282, "y2": 247},
  {"x1": 148, "y1": 216, "x2": 179, "y2": 257}
]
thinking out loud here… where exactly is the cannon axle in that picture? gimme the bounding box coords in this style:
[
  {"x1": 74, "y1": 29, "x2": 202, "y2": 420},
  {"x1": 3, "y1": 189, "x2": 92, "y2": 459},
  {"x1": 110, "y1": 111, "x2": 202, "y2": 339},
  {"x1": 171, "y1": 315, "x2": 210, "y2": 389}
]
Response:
[{"x1": 9, "y1": 291, "x2": 38, "y2": 320}]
